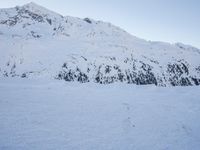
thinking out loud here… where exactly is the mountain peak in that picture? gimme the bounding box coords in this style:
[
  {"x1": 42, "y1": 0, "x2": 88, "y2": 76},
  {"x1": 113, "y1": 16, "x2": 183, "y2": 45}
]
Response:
[
  {"x1": 23, "y1": 2, "x2": 44, "y2": 9},
  {"x1": 20, "y1": 2, "x2": 62, "y2": 18}
]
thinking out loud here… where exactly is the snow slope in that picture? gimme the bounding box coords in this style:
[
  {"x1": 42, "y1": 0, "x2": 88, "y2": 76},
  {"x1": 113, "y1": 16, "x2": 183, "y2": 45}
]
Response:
[
  {"x1": 0, "y1": 79, "x2": 200, "y2": 150},
  {"x1": 0, "y1": 2, "x2": 200, "y2": 86}
]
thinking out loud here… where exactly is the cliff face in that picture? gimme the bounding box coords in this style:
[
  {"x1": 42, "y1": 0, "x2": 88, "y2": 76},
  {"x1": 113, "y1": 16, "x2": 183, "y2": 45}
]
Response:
[{"x1": 0, "y1": 2, "x2": 200, "y2": 86}]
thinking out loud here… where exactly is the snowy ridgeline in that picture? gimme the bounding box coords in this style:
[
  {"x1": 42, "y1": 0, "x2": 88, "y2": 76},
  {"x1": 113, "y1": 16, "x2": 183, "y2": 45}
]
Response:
[
  {"x1": 0, "y1": 2, "x2": 200, "y2": 86},
  {"x1": 0, "y1": 79, "x2": 200, "y2": 150}
]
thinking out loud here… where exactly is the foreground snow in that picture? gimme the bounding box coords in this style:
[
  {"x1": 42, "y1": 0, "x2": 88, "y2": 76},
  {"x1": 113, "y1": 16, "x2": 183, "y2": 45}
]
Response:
[{"x1": 0, "y1": 79, "x2": 200, "y2": 150}]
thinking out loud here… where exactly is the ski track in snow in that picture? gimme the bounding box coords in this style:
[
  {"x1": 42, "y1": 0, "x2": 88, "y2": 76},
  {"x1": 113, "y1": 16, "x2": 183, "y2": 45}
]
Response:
[{"x1": 0, "y1": 79, "x2": 200, "y2": 150}]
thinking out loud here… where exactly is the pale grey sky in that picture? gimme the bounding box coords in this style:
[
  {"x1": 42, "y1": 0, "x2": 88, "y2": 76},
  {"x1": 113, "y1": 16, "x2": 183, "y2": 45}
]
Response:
[{"x1": 0, "y1": 0, "x2": 200, "y2": 48}]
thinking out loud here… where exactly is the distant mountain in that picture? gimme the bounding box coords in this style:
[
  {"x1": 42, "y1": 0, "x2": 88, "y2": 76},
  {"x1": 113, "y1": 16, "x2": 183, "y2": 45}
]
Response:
[{"x1": 0, "y1": 2, "x2": 200, "y2": 86}]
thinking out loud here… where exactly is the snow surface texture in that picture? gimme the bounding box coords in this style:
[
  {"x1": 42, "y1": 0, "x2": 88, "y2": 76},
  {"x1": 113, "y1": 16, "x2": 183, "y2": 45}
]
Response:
[
  {"x1": 0, "y1": 79, "x2": 200, "y2": 150},
  {"x1": 0, "y1": 2, "x2": 200, "y2": 86}
]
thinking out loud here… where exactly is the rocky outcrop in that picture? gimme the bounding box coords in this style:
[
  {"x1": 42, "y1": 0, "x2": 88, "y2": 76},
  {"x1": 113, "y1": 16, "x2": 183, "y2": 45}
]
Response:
[{"x1": 56, "y1": 56, "x2": 200, "y2": 86}]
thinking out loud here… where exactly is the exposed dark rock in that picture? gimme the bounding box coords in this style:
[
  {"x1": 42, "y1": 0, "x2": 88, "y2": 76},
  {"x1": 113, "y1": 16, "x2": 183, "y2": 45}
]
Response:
[
  {"x1": 30, "y1": 31, "x2": 41, "y2": 38},
  {"x1": 46, "y1": 18, "x2": 52, "y2": 25},
  {"x1": 84, "y1": 18, "x2": 92, "y2": 24},
  {"x1": 0, "y1": 7, "x2": 46, "y2": 27},
  {"x1": 21, "y1": 73, "x2": 27, "y2": 78},
  {"x1": 57, "y1": 64, "x2": 89, "y2": 83},
  {"x1": 167, "y1": 60, "x2": 192, "y2": 86},
  {"x1": 191, "y1": 77, "x2": 200, "y2": 85},
  {"x1": 105, "y1": 65, "x2": 111, "y2": 74}
]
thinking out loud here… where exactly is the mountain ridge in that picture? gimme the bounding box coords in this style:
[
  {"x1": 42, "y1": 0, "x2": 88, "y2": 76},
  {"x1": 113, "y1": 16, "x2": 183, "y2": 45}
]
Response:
[{"x1": 0, "y1": 3, "x2": 200, "y2": 86}]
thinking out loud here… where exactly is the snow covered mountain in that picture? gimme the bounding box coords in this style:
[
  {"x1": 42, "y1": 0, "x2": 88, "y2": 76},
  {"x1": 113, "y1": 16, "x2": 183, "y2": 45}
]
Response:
[{"x1": 0, "y1": 2, "x2": 200, "y2": 86}]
